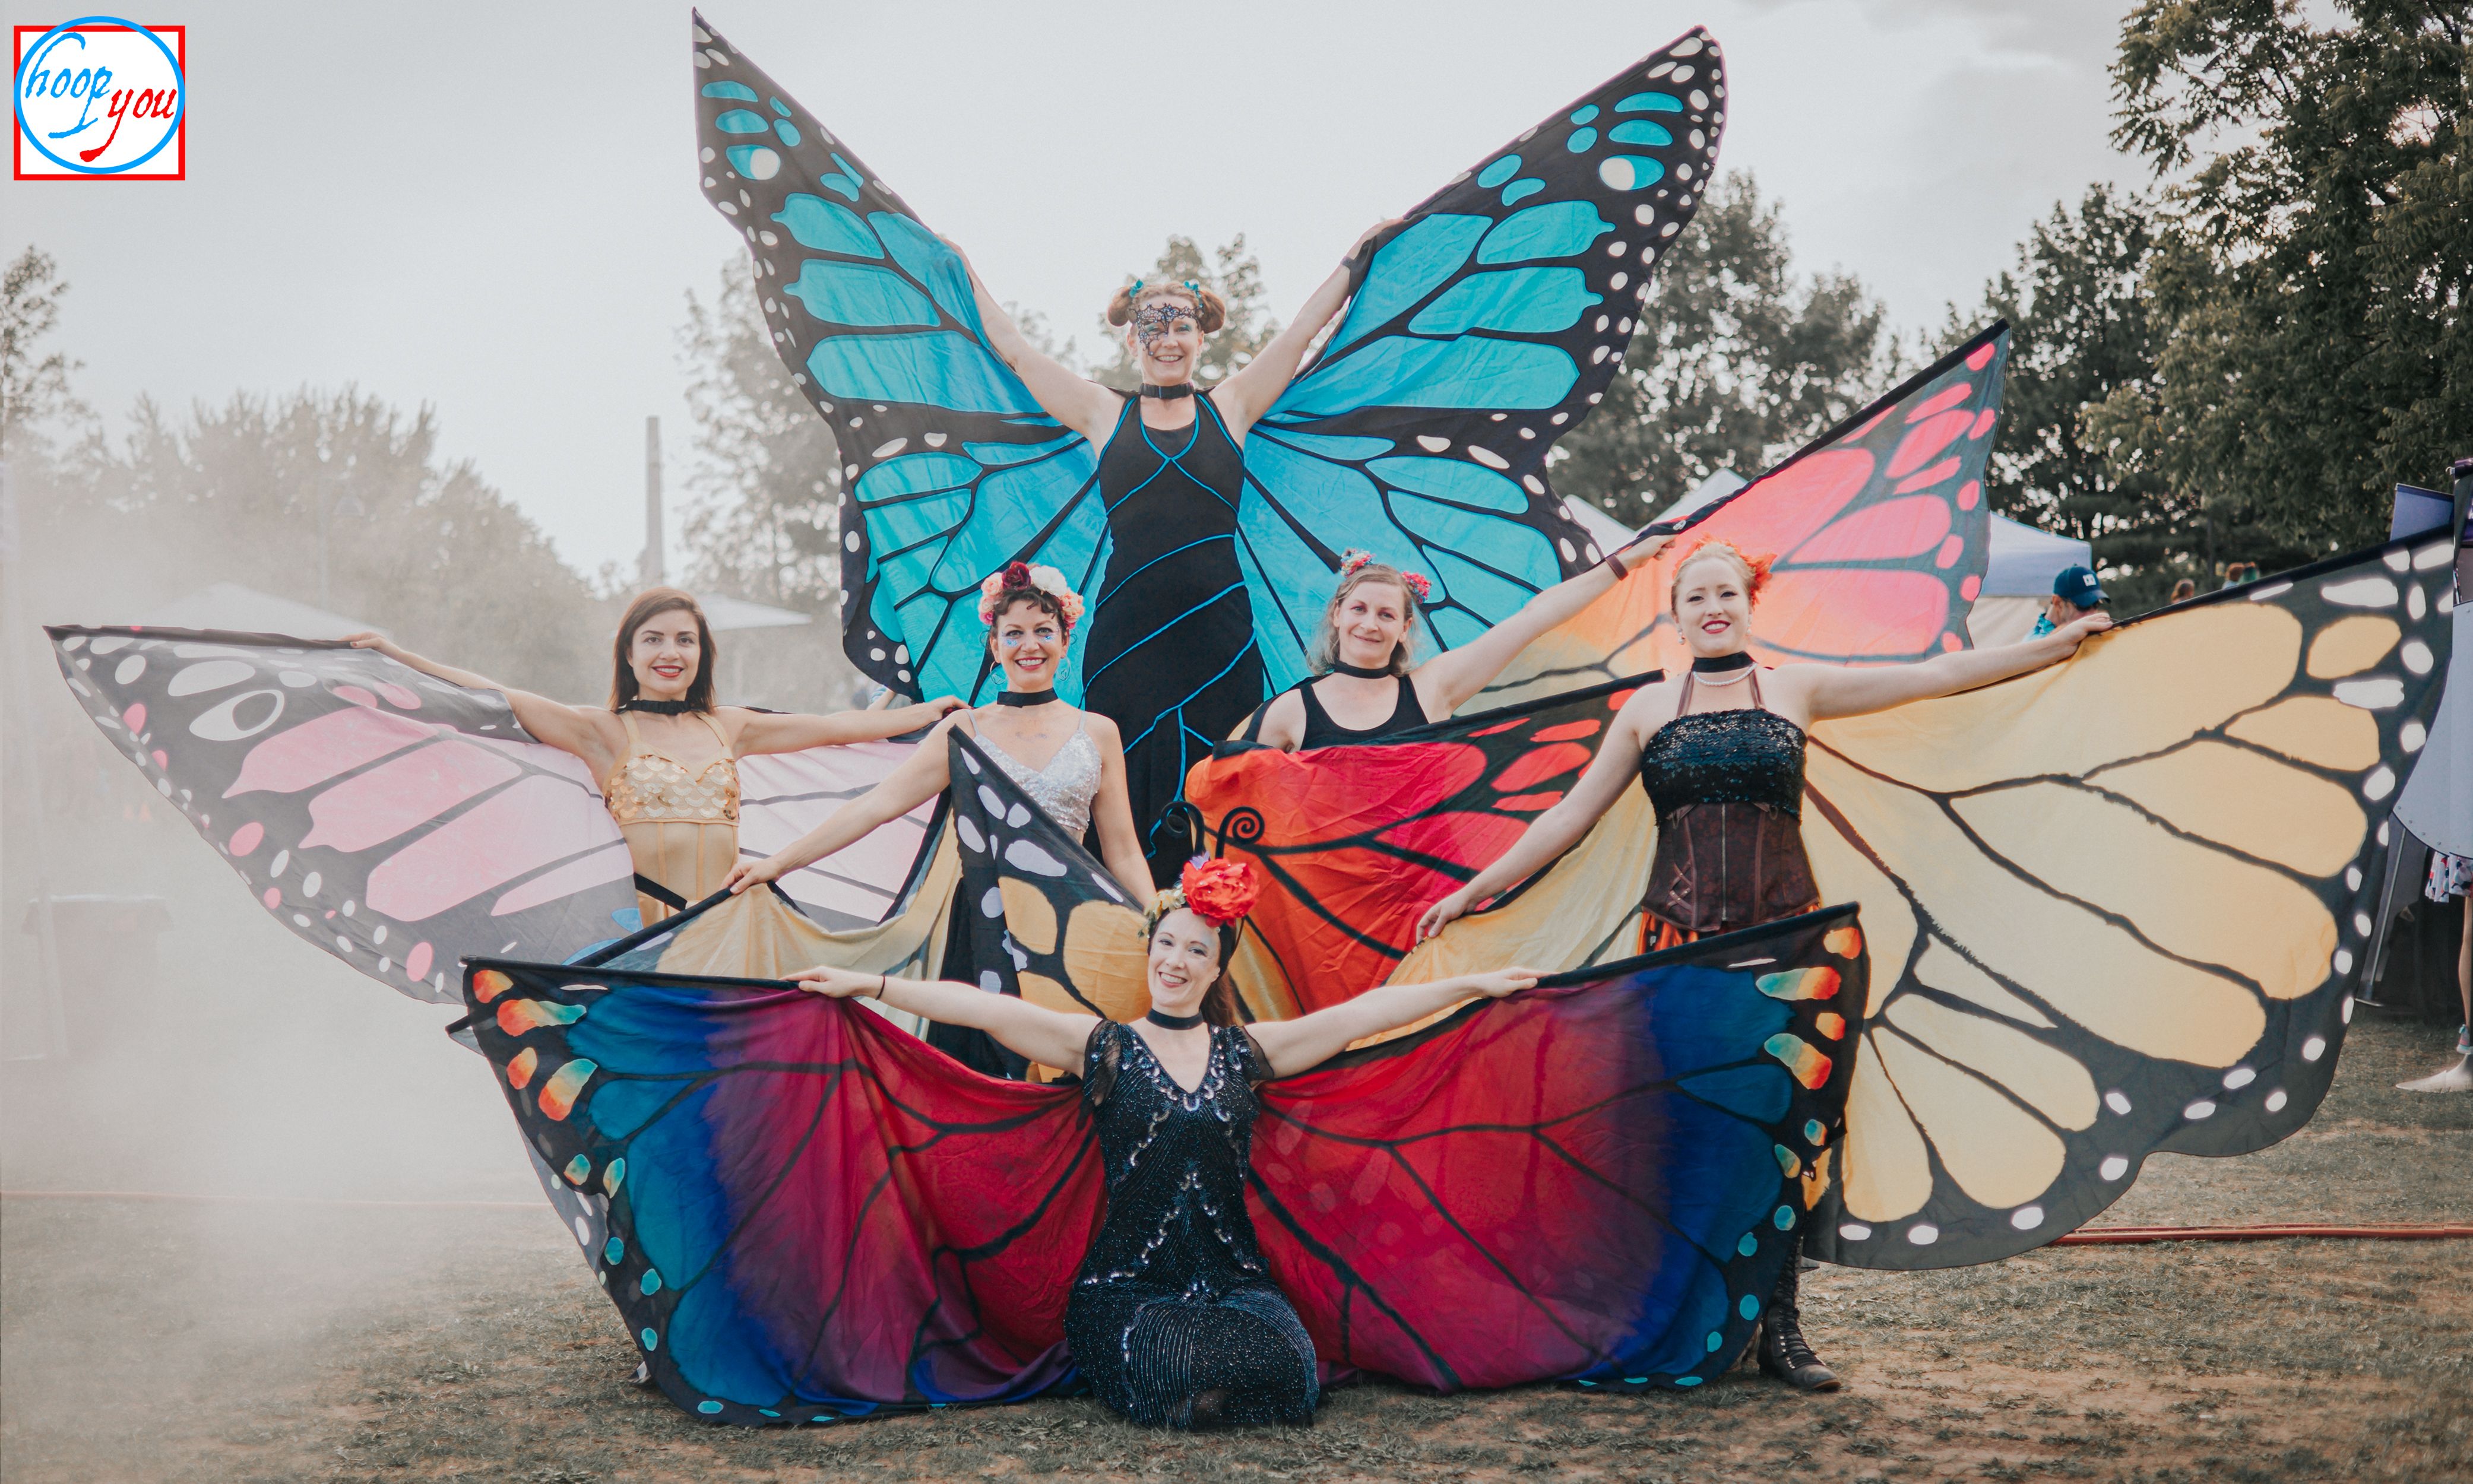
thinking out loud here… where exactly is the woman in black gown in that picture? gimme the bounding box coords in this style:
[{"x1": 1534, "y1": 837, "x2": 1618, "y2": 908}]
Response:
[
  {"x1": 952, "y1": 227, "x2": 1389, "y2": 879},
  {"x1": 789, "y1": 858, "x2": 1537, "y2": 1428},
  {"x1": 1417, "y1": 538, "x2": 2114, "y2": 1391}
]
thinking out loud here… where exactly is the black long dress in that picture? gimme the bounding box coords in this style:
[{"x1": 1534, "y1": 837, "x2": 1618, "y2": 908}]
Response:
[
  {"x1": 1062, "y1": 1020, "x2": 1318, "y2": 1429},
  {"x1": 1081, "y1": 394, "x2": 1264, "y2": 882}
]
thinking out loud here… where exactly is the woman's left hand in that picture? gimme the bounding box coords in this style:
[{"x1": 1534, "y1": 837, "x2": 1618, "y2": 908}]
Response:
[
  {"x1": 1345, "y1": 218, "x2": 1403, "y2": 265},
  {"x1": 1458, "y1": 966, "x2": 1541, "y2": 999},
  {"x1": 786, "y1": 965, "x2": 882, "y2": 999},
  {"x1": 1609, "y1": 533, "x2": 1673, "y2": 577},
  {"x1": 2050, "y1": 611, "x2": 2114, "y2": 654}
]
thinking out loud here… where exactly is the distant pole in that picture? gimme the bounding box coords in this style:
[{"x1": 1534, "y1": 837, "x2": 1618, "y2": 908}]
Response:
[
  {"x1": 0, "y1": 460, "x2": 70, "y2": 1060},
  {"x1": 642, "y1": 416, "x2": 664, "y2": 591}
]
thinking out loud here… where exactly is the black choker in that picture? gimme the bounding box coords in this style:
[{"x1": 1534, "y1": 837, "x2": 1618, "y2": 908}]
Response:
[
  {"x1": 997, "y1": 690, "x2": 1062, "y2": 707},
  {"x1": 619, "y1": 699, "x2": 702, "y2": 715},
  {"x1": 1145, "y1": 1008, "x2": 1205, "y2": 1030},
  {"x1": 1139, "y1": 383, "x2": 1193, "y2": 400},
  {"x1": 1690, "y1": 652, "x2": 1756, "y2": 674},
  {"x1": 1328, "y1": 661, "x2": 1392, "y2": 680}
]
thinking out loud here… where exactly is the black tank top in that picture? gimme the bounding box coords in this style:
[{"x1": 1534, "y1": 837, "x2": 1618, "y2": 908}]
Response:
[{"x1": 1296, "y1": 674, "x2": 1430, "y2": 749}]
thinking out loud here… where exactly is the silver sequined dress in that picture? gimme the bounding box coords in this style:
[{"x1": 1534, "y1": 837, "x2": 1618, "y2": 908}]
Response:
[
  {"x1": 1063, "y1": 1021, "x2": 1318, "y2": 1429},
  {"x1": 981, "y1": 715, "x2": 1101, "y2": 839}
]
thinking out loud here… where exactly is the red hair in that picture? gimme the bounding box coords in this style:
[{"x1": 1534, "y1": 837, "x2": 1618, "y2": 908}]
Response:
[{"x1": 1668, "y1": 538, "x2": 1774, "y2": 613}]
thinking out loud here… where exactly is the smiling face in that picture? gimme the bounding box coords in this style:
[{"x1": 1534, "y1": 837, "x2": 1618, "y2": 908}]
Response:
[
  {"x1": 1671, "y1": 553, "x2": 1755, "y2": 659},
  {"x1": 1331, "y1": 577, "x2": 1411, "y2": 672},
  {"x1": 1146, "y1": 906, "x2": 1224, "y2": 1017},
  {"x1": 629, "y1": 612, "x2": 702, "y2": 700},
  {"x1": 1127, "y1": 294, "x2": 1205, "y2": 386},
  {"x1": 989, "y1": 597, "x2": 1067, "y2": 692}
]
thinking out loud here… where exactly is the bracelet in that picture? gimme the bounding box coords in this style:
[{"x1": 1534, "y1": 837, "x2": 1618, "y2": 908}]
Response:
[{"x1": 874, "y1": 974, "x2": 889, "y2": 1000}]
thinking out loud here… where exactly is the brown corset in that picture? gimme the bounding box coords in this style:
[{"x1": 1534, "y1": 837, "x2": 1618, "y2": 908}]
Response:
[{"x1": 1636, "y1": 669, "x2": 1818, "y2": 933}]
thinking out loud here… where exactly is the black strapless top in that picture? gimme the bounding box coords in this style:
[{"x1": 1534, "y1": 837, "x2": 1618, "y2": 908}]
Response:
[
  {"x1": 1633, "y1": 670, "x2": 1818, "y2": 933},
  {"x1": 1638, "y1": 707, "x2": 1807, "y2": 820}
]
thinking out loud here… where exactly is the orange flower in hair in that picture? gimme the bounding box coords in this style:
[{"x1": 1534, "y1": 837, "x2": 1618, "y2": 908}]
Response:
[
  {"x1": 1671, "y1": 538, "x2": 1776, "y2": 606},
  {"x1": 1176, "y1": 857, "x2": 1260, "y2": 927}
]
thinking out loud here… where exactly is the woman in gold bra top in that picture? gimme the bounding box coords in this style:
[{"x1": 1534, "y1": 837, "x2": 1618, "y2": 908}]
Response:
[{"x1": 350, "y1": 588, "x2": 960, "y2": 922}]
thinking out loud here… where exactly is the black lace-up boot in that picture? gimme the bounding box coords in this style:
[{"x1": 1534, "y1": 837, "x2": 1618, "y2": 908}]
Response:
[{"x1": 1756, "y1": 1238, "x2": 1840, "y2": 1391}]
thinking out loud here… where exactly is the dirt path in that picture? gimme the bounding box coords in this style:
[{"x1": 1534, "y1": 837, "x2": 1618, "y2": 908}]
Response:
[{"x1": 5, "y1": 1016, "x2": 2467, "y2": 1483}]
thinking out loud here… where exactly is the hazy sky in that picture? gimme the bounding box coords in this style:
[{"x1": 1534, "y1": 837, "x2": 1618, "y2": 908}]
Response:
[{"x1": 4, "y1": 0, "x2": 2142, "y2": 584}]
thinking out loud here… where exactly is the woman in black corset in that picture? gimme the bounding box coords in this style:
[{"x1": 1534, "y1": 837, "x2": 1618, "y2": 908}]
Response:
[
  {"x1": 953, "y1": 225, "x2": 1391, "y2": 880},
  {"x1": 1249, "y1": 538, "x2": 1674, "y2": 751},
  {"x1": 1416, "y1": 536, "x2": 2111, "y2": 1392}
]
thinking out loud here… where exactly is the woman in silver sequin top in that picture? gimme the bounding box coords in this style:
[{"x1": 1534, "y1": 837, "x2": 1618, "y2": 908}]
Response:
[{"x1": 726, "y1": 566, "x2": 1154, "y2": 902}]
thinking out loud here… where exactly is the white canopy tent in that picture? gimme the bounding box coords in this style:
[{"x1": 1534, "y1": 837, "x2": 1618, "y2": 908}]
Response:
[{"x1": 137, "y1": 581, "x2": 382, "y2": 640}]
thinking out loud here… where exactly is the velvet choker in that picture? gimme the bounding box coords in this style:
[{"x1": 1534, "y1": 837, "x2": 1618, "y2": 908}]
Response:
[
  {"x1": 1328, "y1": 661, "x2": 1394, "y2": 680},
  {"x1": 1139, "y1": 383, "x2": 1194, "y2": 401},
  {"x1": 618, "y1": 699, "x2": 703, "y2": 715},
  {"x1": 997, "y1": 690, "x2": 1063, "y2": 708},
  {"x1": 1145, "y1": 1007, "x2": 1206, "y2": 1030},
  {"x1": 1690, "y1": 652, "x2": 1756, "y2": 674}
]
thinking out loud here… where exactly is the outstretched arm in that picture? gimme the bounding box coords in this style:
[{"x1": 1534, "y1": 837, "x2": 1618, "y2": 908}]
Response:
[
  {"x1": 1791, "y1": 612, "x2": 2113, "y2": 722},
  {"x1": 730, "y1": 697, "x2": 964, "y2": 757},
  {"x1": 1413, "y1": 536, "x2": 1672, "y2": 716},
  {"x1": 790, "y1": 965, "x2": 1098, "y2": 1073},
  {"x1": 1415, "y1": 695, "x2": 1655, "y2": 940},
  {"x1": 720, "y1": 716, "x2": 961, "y2": 891},
  {"x1": 344, "y1": 633, "x2": 613, "y2": 768},
  {"x1": 950, "y1": 242, "x2": 1120, "y2": 443},
  {"x1": 1248, "y1": 966, "x2": 1539, "y2": 1076},
  {"x1": 1212, "y1": 221, "x2": 1397, "y2": 439}
]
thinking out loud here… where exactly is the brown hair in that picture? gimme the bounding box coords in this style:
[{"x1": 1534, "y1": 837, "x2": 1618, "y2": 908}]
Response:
[
  {"x1": 982, "y1": 578, "x2": 1075, "y2": 655},
  {"x1": 609, "y1": 588, "x2": 718, "y2": 712},
  {"x1": 1311, "y1": 562, "x2": 1423, "y2": 677},
  {"x1": 1105, "y1": 280, "x2": 1228, "y2": 334}
]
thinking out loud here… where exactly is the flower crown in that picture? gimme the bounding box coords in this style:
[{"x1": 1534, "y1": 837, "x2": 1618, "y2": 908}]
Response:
[
  {"x1": 1340, "y1": 548, "x2": 1432, "y2": 602},
  {"x1": 1670, "y1": 538, "x2": 1774, "y2": 606},
  {"x1": 979, "y1": 561, "x2": 1085, "y2": 629},
  {"x1": 1146, "y1": 857, "x2": 1261, "y2": 932}
]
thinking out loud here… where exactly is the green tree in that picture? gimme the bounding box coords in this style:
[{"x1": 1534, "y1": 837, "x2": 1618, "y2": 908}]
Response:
[
  {"x1": 1091, "y1": 234, "x2": 1280, "y2": 391},
  {"x1": 0, "y1": 246, "x2": 86, "y2": 459},
  {"x1": 2087, "y1": 0, "x2": 2471, "y2": 554},
  {"x1": 1552, "y1": 173, "x2": 1895, "y2": 530}
]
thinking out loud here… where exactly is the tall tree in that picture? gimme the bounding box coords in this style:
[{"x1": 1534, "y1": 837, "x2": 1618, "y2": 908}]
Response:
[
  {"x1": 2088, "y1": 0, "x2": 2471, "y2": 553},
  {"x1": 0, "y1": 246, "x2": 85, "y2": 459},
  {"x1": 1090, "y1": 234, "x2": 1280, "y2": 391},
  {"x1": 1551, "y1": 173, "x2": 1895, "y2": 530}
]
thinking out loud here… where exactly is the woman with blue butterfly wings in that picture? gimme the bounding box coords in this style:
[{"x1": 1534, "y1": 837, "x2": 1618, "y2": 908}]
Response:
[
  {"x1": 948, "y1": 226, "x2": 1395, "y2": 881},
  {"x1": 690, "y1": 17, "x2": 1730, "y2": 877}
]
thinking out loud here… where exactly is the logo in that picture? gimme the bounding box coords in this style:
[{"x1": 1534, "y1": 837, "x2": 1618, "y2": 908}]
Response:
[{"x1": 13, "y1": 17, "x2": 185, "y2": 180}]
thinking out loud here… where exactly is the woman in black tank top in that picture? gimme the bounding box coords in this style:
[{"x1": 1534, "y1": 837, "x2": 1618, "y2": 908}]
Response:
[
  {"x1": 1247, "y1": 543, "x2": 1671, "y2": 752},
  {"x1": 1417, "y1": 538, "x2": 2114, "y2": 1395},
  {"x1": 954, "y1": 225, "x2": 1394, "y2": 881}
]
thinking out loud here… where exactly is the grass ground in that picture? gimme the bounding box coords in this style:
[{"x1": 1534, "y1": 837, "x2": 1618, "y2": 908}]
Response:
[{"x1": 3, "y1": 1015, "x2": 2466, "y2": 1484}]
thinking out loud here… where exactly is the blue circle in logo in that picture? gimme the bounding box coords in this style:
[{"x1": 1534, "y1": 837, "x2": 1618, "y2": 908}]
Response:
[{"x1": 14, "y1": 16, "x2": 185, "y2": 176}]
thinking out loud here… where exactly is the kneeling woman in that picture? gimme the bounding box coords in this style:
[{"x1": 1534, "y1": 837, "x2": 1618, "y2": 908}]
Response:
[
  {"x1": 1417, "y1": 538, "x2": 2111, "y2": 1391},
  {"x1": 792, "y1": 858, "x2": 1535, "y2": 1429}
]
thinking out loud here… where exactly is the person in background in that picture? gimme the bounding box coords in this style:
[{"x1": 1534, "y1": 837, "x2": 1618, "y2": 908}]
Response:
[
  {"x1": 2031, "y1": 565, "x2": 2108, "y2": 638},
  {"x1": 2219, "y1": 561, "x2": 2257, "y2": 589},
  {"x1": 2399, "y1": 854, "x2": 2472, "y2": 1093},
  {"x1": 2168, "y1": 577, "x2": 2197, "y2": 605}
]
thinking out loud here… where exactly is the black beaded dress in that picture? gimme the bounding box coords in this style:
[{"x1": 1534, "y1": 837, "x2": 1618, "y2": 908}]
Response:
[
  {"x1": 1635, "y1": 667, "x2": 1819, "y2": 946},
  {"x1": 1063, "y1": 1020, "x2": 1318, "y2": 1429},
  {"x1": 1082, "y1": 394, "x2": 1265, "y2": 883}
]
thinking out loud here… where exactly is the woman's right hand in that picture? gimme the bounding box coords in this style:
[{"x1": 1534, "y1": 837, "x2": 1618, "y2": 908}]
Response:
[
  {"x1": 343, "y1": 632, "x2": 409, "y2": 662},
  {"x1": 1416, "y1": 887, "x2": 1476, "y2": 942},
  {"x1": 723, "y1": 853, "x2": 794, "y2": 895}
]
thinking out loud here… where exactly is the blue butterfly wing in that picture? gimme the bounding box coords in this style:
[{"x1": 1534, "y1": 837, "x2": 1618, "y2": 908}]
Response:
[
  {"x1": 1239, "y1": 30, "x2": 1728, "y2": 690},
  {"x1": 692, "y1": 15, "x2": 1105, "y2": 703}
]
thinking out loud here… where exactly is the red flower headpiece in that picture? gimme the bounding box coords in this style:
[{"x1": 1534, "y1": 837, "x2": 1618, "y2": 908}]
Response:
[
  {"x1": 1149, "y1": 856, "x2": 1261, "y2": 931},
  {"x1": 1339, "y1": 548, "x2": 1433, "y2": 603},
  {"x1": 1670, "y1": 538, "x2": 1775, "y2": 607}
]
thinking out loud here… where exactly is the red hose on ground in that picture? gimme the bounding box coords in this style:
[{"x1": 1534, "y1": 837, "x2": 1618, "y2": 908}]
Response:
[{"x1": 2, "y1": 1191, "x2": 2468, "y2": 1242}]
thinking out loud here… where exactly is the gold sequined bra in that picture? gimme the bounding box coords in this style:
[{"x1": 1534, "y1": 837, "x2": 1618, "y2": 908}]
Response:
[{"x1": 604, "y1": 711, "x2": 740, "y2": 826}]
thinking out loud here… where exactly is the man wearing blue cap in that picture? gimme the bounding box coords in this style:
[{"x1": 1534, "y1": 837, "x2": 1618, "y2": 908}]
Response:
[{"x1": 2031, "y1": 565, "x2": 2108, "y2": 638}]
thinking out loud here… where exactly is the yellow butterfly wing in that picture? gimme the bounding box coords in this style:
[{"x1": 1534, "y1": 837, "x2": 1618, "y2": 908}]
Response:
[{"x1": 1803, "y1": 534, "x2": 2457, "y2": 1267}]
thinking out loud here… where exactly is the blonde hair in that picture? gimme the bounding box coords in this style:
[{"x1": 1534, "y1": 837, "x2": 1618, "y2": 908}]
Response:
[
  {"x1": 1106, "y1": 280, "x2": 1228, "y2": 334},
  {"x1": 1667, "y1": 540, "x2": 1772, "y2": 615},
  {"x1": 1311, "y1": 561, "x2": 1422, "y2": 676}
]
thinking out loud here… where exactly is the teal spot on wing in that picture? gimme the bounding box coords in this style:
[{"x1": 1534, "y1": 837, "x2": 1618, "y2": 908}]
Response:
[
  {"x1": 641, "y1": 1328, "x2": 658, "y2": 1351},
  {"x1": 698, "y1": 1400, "x2": 723, "y2": 1415},
  {"x1": 1323, "y1": 214, "x2": 1487, "y2": 356},
  {"x1": 1566, "y1": 126, "x2": 1598, "y2": 151},
  {"x1": 772, "y1": 196, "x2": 881, "y2": 257},
  {"x1": 604, "y1": 1236, "x2": 625, "y2": 1264},
  {"x1": 563, "y1": 1154, "x2": 591, "y2": 1184},
  {"x1": 1706, "y1": 1330, "x2": 1725, "y2": 1352},
  {"x1": 1569, "y1": 103, "x2": 1600, "y2": 125},
  {"x1": 713, "y1": 109, "x2": 768, "y2": 135},
  {"x1": 1276, "y1": 337, "x2": 1578, "y2": 415},
  {"x1": 1739, "y1": 1294, "x2": 1761, "y2": 1321},
  {"x1": 1500, "y1": 178, "x2": 1546, "y2": 205},
  {"x1": 1476, "y1": 155, "x2": 1522, "y2": 188},
  {"x1": 1366, "y1": 456, "x2": 1530, "y2": 515},
  {"x1": 781, "y1": 261, "x2": 938, "y2": 328},
  {"x1": 1617, "y1": 91, "x2": 1683, "y2": 112},
  {"x1": 1610, "y1": 119, "x2": 1673, "y2": 147},
  {"x1": 774, "y1": 120, "x2": 802, "y2": 147},
  {"x1": 818, "y1": 150, "x2": 866, "y2": 201},
  {"x1": 700, "y1": 81, "x2": 758, "y2": 101},
  {"x1": 806, "y1": 334, "x2": 1040, "y2": 416},
  {"x1": 1738, "y1": 1233, "x2": 1759, "y2": 1257},
  {"x1": 1478, "y1": 202, "x2": 1615, "y2": 264},
  {"x1": 769, "y1": 97, "x2": 790, "y2": 116},
  {"x1": 1408, "y1": 267, "x2": 1600, "y2": 336},
  {"x1": 967, "y1": 435, "x2": 1080, "y2": 467},
  {"x1": 724, "y1": 144, "x2": 780, "y2": 179},
  {"x1": 869, "y1": 212, "x2": 979, "y2": 328},
  {"x1": 641, "y1": 1270, "x2": 664, "y2": 1295}
]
